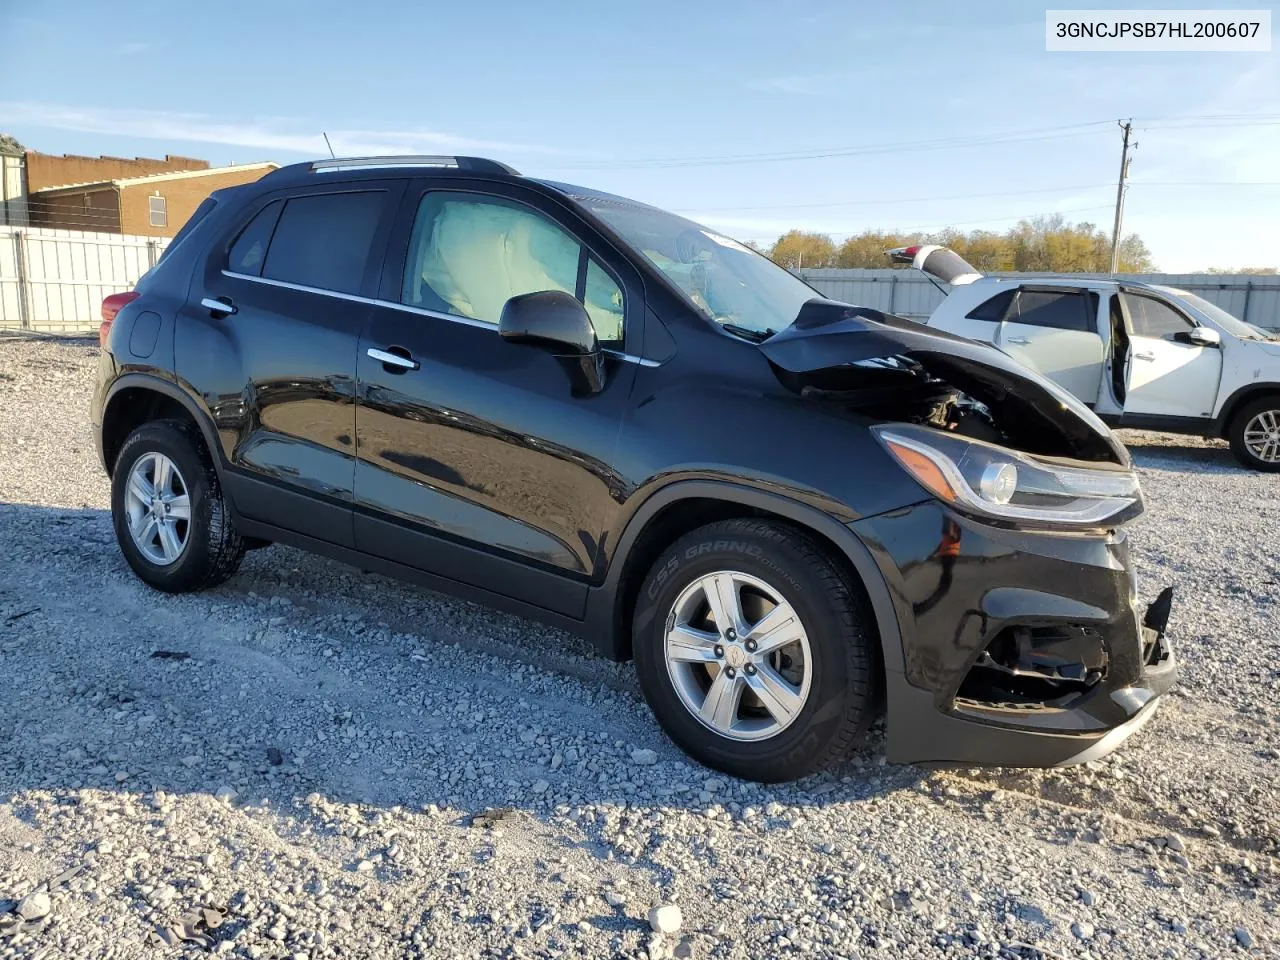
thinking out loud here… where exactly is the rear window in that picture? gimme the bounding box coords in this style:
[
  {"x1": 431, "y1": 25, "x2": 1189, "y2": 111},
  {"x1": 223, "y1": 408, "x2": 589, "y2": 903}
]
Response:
[
  {"x1": 227, "y1": 200, "x2": 283, "y2": 277},
  {"x1": 966, "y1": 289, "x2": 1014, "y2": 322},
  {"x1": 920, "y1": 247, "x2": 979, "y2": 284},
  {"x1": 157, "y1": 197, "x2": 216, "y2": 263},
  {"x1": 259, "y1": 192, "x2": 385, "y2": 295}
]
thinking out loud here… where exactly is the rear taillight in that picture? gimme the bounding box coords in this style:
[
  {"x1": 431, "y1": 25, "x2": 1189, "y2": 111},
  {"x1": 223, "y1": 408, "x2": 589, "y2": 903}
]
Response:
[{"x1": 100, "y1": 291, "x2": 140, "y2": 346}]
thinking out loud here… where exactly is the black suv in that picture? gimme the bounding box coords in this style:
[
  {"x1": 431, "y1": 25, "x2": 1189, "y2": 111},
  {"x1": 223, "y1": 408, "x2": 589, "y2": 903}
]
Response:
[{"x1": 92, "y1": 155, "x2": 1176, "y2": 782}]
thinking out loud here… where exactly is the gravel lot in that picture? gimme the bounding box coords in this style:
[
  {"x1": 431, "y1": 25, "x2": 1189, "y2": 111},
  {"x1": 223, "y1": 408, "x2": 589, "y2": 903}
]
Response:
[{"x1": 1, "y1": 335, "x2": 1277, "y2": 960}]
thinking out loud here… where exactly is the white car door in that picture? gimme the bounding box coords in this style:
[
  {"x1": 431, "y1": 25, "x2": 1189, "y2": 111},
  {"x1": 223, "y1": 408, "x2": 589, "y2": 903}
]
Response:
[
  {"x1": 993, "y1": 287, "x2": 1105, "y2": 404},
  {"x1": 1121, "y1": 292, "x2": 1223, "y2": 418}
]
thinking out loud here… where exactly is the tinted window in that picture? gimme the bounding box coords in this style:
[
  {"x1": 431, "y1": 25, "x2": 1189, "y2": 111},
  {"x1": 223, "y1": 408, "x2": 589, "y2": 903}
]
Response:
[
  {"x1": 966, "y1": 289, "x2": 1014, "y2": 322},
  {"x1": 158, "y1": 197, "x2": 216, "y2": 263},
  {"x1": 227, "y1": 200, "x2": 283, "y2": 277},
  {"x1": 262, "y1": 192, "x2": 384, "y2": 295},
  {"x1": 1013, "y1": 289, "x2": 1090, "y2": 332},
  {"x1": 401, "y1": 192, "x2": 624, "y2": 345},
  {"x1": 1124, "y1": 293, "x2": 1195, "y2": 339}
]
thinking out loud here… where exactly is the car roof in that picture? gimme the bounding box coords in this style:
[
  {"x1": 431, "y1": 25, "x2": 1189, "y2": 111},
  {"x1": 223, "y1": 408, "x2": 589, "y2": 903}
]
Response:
[{"x1": 970, "y1": 275, "x2": 1169, "y2": 293}]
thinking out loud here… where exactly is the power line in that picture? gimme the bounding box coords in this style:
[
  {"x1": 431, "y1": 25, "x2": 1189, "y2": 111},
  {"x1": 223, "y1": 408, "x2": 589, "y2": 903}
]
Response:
[
  {"x1": 1132, "y1": 180, "x2": 1280, "y2": 186},
  {"x1": 544, "y1": 121, "x2": 1117, "y2": 171},
  {"x1": 678, "y1": 179, "x2": 1280, "y2": 215},
  {"x1": 675, "y1": 184, "x2": 1114, "y2": 213},
  {"x1": 544, "y1": 112, "x2": 1280, "y2": 173}
]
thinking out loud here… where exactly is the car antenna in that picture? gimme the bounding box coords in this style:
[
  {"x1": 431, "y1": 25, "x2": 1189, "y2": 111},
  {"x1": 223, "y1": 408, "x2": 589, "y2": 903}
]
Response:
[{"x1": 322, "y1": 132, "x2": 336, "y2": 159}]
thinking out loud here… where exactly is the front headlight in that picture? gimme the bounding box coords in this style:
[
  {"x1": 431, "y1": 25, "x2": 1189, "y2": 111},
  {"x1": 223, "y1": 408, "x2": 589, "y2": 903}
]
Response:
[{"x1": 874, "y1": 424, "x2": 1142, "y2": 528}]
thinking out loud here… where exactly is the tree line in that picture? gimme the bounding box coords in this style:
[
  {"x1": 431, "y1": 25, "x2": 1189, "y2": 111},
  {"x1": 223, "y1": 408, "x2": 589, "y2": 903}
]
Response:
[{"x1": 766, "y1": 214, "x2": 1157, "y2": 273}]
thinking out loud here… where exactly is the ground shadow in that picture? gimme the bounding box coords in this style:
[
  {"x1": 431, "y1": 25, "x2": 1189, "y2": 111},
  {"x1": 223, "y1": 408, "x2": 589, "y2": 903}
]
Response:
[{"x1": 0, "y1": 501, "x2": 923, "y2": 842}]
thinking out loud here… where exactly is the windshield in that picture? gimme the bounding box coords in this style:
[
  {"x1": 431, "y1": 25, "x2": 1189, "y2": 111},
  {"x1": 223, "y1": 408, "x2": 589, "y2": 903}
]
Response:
[
  {"x1": 1166, "y1": 289, "x2": 1273, "y2": 341},
  {"x1": 576, "y1": 195, "x2": 820, "y2": 339}
]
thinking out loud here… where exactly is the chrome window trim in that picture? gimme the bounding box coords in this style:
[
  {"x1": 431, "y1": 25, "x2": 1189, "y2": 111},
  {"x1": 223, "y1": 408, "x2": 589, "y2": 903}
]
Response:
[{"x1": 220, "y1": 270, "x2": 660, "y2": 366}]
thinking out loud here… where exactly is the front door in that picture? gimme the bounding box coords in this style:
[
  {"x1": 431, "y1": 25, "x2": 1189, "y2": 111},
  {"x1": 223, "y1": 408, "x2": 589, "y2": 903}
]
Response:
[
  {"x1": 179, "y1": 183, "x2": 403, "y2": 546},
  {"x1": 353, "y1": 181, "x2": 641, "y2": 617},
  {"x1": 1120, "y1": 291, "x2": 1222, "y2": 418},
  {"x1": 994, "y1": 286, "x2": 1105, "y2": 404}
]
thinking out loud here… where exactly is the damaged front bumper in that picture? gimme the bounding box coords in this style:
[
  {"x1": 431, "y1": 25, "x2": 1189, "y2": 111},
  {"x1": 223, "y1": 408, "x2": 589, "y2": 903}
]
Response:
[{"x1": 852, "y1": 502, "x2": 1177, "y2": 767}]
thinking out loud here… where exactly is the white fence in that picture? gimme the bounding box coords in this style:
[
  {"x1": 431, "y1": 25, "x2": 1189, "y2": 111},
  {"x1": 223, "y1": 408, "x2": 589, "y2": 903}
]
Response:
[
  {"x1": 2, "y1": 227, "x2": 1277, "y2": 334},
  {"x1": 0, "y1": 227, "x2": 169, "y2": 334},
  {"x1": 799, "y1": 268, "x2": 1280, "y2": 331}
]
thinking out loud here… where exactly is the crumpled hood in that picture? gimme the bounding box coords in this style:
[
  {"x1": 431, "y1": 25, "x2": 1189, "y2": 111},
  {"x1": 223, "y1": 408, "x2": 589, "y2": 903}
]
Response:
[{"x1": 760, "y1": 299, "x2": 1129, "y2": 465}]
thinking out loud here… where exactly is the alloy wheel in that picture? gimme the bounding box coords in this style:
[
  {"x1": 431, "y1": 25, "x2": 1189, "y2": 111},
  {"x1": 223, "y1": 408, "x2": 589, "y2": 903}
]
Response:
[
  {"x1": 124, "y1": 452, "x2": 192, "y2": 565},
  {"x1": 664, "y1": 570, "x2": 812, "y2": 741},
  {"x1": 1243, "y1": 409, "x2": 1280, "y2": 464}
]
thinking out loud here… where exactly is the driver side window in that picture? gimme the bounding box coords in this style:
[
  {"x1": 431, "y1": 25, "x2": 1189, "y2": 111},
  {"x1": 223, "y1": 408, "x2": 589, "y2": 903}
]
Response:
[
  {"x1": 1123, "y1": 294, "x2": 1193, "y2": 340},
  {"x1": 400, "y1": 192, "x2": 625, "y2": 346}
]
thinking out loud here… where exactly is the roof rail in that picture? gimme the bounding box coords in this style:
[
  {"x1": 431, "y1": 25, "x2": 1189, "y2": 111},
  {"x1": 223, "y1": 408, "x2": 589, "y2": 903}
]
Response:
[{"x1": 309, "y1": 155, "x2": 520, "y2": 176}]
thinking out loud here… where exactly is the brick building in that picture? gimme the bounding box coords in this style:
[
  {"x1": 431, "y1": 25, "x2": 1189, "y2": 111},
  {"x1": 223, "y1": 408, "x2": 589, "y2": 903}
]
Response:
[
  {"x1": 23, "y1": 151, "x2": 210, "y2": 193},
  {"x1": 27, "y1": 161, "x2": 277, "y2": 237}
]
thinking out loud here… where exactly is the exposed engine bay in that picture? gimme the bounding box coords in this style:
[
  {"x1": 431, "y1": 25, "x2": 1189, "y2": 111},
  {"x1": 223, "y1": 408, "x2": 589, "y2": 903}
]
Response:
[
  {"x1": 760, "y1": 299, "x2": 1130, "y2": 465},
  {"x1": 772, "y1": 356, "x2": 1006, "y2": 446}
]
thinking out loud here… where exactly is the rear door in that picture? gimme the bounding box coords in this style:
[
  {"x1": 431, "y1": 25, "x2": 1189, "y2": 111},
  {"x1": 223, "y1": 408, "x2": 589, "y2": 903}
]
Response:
[
  {"x1": 351, "y1": 179, "x2": 642, "y2": 617},
  {"x1": 1120, "y1": 290, "x2": 1222, "y2": 418},
  {"x1": 993, "y1": 287, "x2": 1105, "y2": 404},
  {"x1": 179, "y1": 181, "x2": 403, "y2": 546}
]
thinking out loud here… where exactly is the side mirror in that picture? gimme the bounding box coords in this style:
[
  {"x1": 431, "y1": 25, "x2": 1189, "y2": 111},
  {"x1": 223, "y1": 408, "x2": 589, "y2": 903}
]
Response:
[
  {"x1": 499, "y1": 290, "x2": 605, "y2": 394},
  {"x1": 1178, "y1": 326, "x2": 1221, "y2": 348}
]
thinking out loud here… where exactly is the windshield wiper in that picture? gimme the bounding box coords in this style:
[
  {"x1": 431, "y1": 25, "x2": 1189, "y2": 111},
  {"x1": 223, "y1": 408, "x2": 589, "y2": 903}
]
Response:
[{"x1": 721, "y1": 323, "x2": 778, "y2": 343}]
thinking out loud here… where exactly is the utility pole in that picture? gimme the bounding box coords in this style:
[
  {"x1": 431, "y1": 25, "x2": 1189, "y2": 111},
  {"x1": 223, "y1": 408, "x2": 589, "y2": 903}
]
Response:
[{"x1": 1110, "y1": 120, "x2": 1134, "y2": 274}]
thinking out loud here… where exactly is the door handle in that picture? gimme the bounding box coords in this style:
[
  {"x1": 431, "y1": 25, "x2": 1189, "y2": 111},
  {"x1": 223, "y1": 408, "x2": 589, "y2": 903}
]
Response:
[
  {"x1": 367, "y1": 347, "x2": 420, "y2": 371},
  {"x1": 1133, "y1": 352, "x2": 1156, "y2": 361},
  {"x1": 1005, "y1": 336, "x2": 1031, "y2": 345},
  {"x1": 201, "y1": 296, "x2": 237, "y2": 316}
]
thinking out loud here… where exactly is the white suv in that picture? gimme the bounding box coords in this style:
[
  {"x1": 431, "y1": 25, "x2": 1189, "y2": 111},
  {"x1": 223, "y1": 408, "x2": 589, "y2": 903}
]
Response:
[{"x1": 892, "y1": 245, "x2": 1280, "y2": 471}]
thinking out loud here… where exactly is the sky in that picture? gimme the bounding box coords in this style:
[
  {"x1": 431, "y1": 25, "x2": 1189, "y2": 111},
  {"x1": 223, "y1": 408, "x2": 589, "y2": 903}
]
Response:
[{"x1": 1, "y1": 0, "x2": 1277, "y2": 271}]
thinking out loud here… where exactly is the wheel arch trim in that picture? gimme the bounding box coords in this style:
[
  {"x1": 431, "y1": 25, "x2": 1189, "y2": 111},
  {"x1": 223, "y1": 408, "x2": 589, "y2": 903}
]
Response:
[
  {"x1": 101, "y1": 374, "x2": 225, "y2": 478},
  {"x1": 585, "y1": 480, "x2": 905, "y2": 675},
  {"x1": 1214, "y1": 382, "x2": 1280, "y2": 435}
]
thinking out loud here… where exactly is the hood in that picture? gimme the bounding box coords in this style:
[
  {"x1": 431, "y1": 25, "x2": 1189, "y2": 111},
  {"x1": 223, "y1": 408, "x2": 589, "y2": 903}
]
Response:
[
  {"x1": 1246, "y1": 338, "x2": 1280, "y2": 359},
  {"x1": 760, "y1": 299, "x2": 1129, "y2": 465}
]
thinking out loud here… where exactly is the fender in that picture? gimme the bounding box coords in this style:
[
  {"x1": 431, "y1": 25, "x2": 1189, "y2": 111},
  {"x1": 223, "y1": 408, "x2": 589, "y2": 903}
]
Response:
[
  {"x1": 582, "y1": 479, "x2": 905, "y2": 676},
  {"x1": 1212, "y1": 381, "x2": 1280, "y2": 435},
  {"x1": 101, "y1": 373, "x2": 228, "y2": 478}
]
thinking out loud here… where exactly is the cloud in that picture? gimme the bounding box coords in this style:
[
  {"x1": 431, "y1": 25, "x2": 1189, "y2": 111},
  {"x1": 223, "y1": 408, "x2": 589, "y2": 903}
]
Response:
[
  {"x1": 744, "y1": 74, "x2": 835, "y2": 96},
  {"x1": 0, "y1": 102, "x2": 570, "y2": 158}
]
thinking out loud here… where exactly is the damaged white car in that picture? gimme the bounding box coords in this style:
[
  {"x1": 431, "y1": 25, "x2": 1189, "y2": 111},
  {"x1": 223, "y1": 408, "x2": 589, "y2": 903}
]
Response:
[{"x1": 891, "y1": 245, "x2": 1280, "y2": 471}]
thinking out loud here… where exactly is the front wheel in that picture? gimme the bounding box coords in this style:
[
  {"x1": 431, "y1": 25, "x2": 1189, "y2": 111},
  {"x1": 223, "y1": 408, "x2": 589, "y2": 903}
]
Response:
[
  {"x1": 1228, "y1": 397, "x2": 1280, "y2": 472},
  {"x1": 632, "y1": 519, "x2": 880, "y2": 782}
]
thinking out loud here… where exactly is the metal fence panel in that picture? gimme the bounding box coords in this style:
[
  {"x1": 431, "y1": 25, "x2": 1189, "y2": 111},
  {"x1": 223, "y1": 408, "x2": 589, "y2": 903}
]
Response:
[
  {"x1": 1, "y1": 229, "x2": 1276, "y2": 334},
  {"x1": 799, "y1": 268, "x2": 1280, "y2": 331},
  {"x1": 798, "y1": 268, "x2": 1280, "y2": 332},
  {"x1": 0, "y1": 227, "x2": 168, "y2": 333}
]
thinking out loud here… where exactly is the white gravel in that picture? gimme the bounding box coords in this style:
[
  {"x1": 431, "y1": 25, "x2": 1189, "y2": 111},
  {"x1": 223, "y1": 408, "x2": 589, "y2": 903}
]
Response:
[{"x1": 1, "y1": 335, "x2": 1277, "y2": 959}]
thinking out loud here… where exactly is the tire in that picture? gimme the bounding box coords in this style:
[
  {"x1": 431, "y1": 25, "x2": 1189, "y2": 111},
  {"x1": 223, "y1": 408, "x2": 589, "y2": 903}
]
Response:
[
  {"x1": 1227, "y1": 396, "x2": 1280, "y2": 472},
  {"x1": 111, "y1": 419, "x2": 246, "y2": 592},
  {"x1": 632, "y1": 518, "x2": 880, "y2": 782}
]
